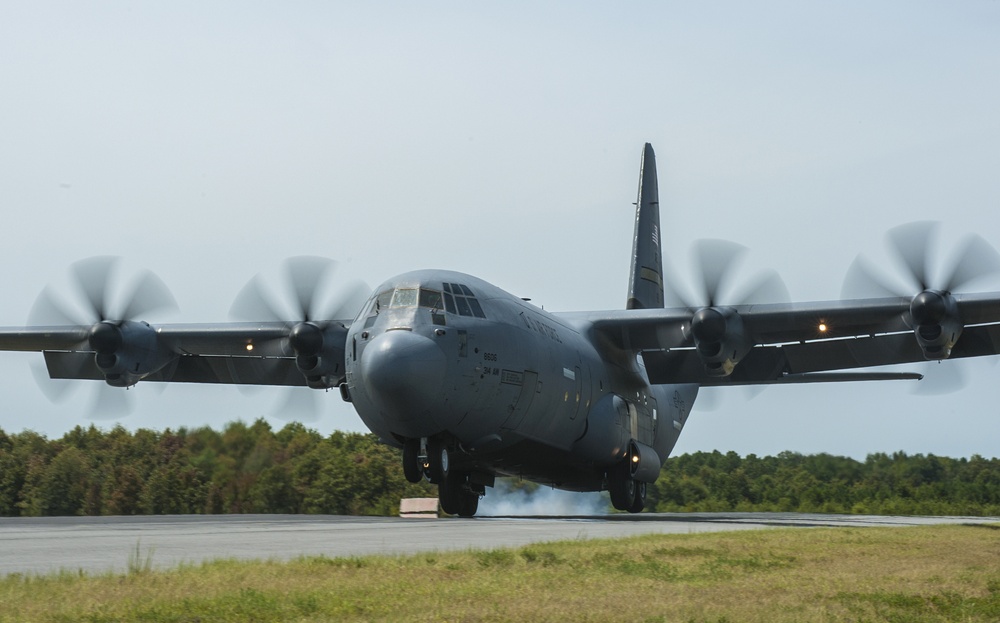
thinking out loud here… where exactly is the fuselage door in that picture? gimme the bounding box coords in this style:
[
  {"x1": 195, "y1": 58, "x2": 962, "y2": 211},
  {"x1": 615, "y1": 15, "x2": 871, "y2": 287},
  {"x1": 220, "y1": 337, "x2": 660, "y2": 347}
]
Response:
[{"x1": 502, "y1": 370, "x2": 538, "y2": 431}]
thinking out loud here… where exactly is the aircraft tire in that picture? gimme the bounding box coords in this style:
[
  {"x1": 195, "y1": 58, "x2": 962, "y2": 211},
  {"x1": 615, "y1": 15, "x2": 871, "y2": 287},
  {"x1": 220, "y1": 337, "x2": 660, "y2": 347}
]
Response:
[
  {"x1": 426, "y1": 440, "x2": 449, "y2": 484},
  {"x1": 402, "y1": 439, "x2": 422, "y2": 484},
  {"x1": 628, "y1": 481, "x2": 646, "y2": 513},
  {"x1": 439, "y1": 470, "x2": 465, "y2": 516},
  {"x1": 457, "y1": 492, "x2": 479, "y2": 518},
  {"x1": 608, "y1": 463, "x2": 636, "y2": 511}
]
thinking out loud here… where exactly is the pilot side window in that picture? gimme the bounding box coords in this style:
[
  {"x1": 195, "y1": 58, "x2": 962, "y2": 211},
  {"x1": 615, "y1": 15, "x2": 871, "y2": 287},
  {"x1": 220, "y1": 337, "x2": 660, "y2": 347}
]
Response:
[
  {"x1": 370, "y1": 290, "x2": 393, "y2": 315},
  {"x1": 443, "y1": 282, "x2": 487, "y2": 318},
  {"x1": 418, "y1": 289, "x2": 443, "y2": 310}
]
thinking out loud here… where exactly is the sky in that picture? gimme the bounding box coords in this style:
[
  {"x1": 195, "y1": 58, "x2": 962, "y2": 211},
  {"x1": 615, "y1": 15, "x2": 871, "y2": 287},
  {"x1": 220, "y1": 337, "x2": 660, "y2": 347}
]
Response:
[{"x1": 1, "y1": 1, "x2": 999, "y2": 460}]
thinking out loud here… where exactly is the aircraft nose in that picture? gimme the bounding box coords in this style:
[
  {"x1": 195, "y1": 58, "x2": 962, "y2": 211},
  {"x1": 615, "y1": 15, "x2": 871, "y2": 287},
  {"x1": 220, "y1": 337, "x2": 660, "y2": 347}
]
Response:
[{"x1": 359, "y1": 330, "x2": 446, "y2": 418}]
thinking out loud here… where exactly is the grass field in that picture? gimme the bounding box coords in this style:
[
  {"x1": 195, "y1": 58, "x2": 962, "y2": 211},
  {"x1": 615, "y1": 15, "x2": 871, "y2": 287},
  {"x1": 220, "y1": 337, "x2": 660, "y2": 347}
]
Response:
[{"x1": 2, "y1": 524, "x2": 999, "y2": 622}]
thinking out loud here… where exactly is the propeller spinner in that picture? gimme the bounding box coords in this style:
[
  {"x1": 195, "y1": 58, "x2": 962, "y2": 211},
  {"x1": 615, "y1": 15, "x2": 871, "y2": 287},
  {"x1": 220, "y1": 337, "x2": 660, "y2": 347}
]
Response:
[
  {"x1": 664, "y1": 239, "x2": 790, "y2": 376},
  {"x1": 229, "y1": 256, "x2": 370, "y2": 421}
]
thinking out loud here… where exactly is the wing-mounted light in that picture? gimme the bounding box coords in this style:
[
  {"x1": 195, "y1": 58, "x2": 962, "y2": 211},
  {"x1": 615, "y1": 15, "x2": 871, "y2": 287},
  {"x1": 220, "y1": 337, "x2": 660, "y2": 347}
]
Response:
[
  {"x1": 689, "y1": 307, "x2": 751, "y2": 376},
  {"x1": 662, "y1": 239, "x2": 788, "y2": 378},
  {"x1": 288, "y1": 321, "x2": 349, "y2": 389}
]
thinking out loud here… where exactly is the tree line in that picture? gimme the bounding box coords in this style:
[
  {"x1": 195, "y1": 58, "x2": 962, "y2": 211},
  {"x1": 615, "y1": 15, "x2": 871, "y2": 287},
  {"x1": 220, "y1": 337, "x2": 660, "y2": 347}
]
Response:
[
  {"x1": 1, "y1": 420, "x2": 998, "y2": 516},
  {"x1": 648, "y1": 449, "x2": 1000, "y2": 516},
  {"x1": 0, "y1": 420, "x2": 434, "y2": 517}
]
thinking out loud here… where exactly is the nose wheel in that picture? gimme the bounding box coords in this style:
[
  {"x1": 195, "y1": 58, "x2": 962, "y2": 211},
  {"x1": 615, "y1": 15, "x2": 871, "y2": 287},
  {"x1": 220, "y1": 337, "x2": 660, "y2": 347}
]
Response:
[{"x1": 401, "y1": 438, "x2": 450, "y2": 484}]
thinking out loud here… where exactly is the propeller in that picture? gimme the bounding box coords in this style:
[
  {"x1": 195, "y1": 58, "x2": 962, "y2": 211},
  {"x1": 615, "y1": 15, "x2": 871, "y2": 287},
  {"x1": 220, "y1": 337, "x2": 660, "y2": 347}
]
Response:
[
  {"x1": 664, "y1": 239, "x2": 790, "y2": 312},
  {"x1": 230, "y1": 256, "x2": 369, "y2": 327},
  {"x1": 841, "y1": 221, "x2": 1000, "y2": 393},
  {"x1": 28, "y1": 256, "x2": 178, "y2": 419},
  {"x1": 661, "y1": 239, "x2": 789, "y2": 379},
  {"x1": 230, "y1": 256, "x2": 370, "y2": 422},
  {"x1": 842, "y1": 221, "x2": 1000, "y2": 300}
]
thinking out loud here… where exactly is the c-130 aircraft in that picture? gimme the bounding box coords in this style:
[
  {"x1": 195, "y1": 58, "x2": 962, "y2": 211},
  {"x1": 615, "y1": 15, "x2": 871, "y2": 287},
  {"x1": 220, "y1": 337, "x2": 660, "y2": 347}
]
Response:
[{"x1": 4, "y1": 143, "x2": 1000, "y2": 517}]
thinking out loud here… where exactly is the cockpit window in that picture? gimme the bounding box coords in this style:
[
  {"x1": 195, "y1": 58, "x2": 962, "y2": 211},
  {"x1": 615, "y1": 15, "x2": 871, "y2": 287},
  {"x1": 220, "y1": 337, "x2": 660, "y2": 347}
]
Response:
[
  {"x1": 442, "y1": 282, "x2": 486, "y2": 318},
  {"x1": 418, "y1": 289, "x2": 443, "y2": 310},
  {"x1": 455, "y1": 295, "x2": 473, "y2": 316},
  {"x1": 373, "y1": 287, "x2": 447, "y2": 311},
  {"x1": 390, "y1": 288, "x2": 418, "y2": 308},
  {"x1": 370, "y1": 284, "x2": 484, "y2": 318},
  {"x1": 369, "y1": 290, "x2": 393, "y2": 315}
]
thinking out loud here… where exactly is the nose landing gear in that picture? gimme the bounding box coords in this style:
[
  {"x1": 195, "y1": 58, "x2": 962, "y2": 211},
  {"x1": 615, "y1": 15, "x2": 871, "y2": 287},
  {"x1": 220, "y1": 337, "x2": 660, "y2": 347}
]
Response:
[
  {"x1": 401, "y1": 437, "x2": 483, "y2": 517},
  {"x1": 402, "y1": 438, "x2": 450, "y2": 484}
]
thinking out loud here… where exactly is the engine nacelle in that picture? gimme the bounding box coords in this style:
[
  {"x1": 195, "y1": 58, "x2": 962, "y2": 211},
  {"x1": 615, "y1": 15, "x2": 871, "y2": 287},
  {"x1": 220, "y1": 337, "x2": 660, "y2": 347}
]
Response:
[
  {"x1": 689, "y1": 307, "x2": 752, "y2": 376},
  {"x1": 88, "y1": 320, "x2": 176, "y2": 387},
  {"x1": 289, "y1": 321, "x2": 349, "y2": 389},
  {"x1": 908, "y1": 290, "x2": 962, "y2": 360},
  {"x1": 627, "y1": 440, "x2": 661, "y2": 483}
]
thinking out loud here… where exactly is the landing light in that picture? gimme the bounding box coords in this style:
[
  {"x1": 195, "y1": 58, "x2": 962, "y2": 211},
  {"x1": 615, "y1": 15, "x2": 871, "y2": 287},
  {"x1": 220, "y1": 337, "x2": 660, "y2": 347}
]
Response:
[
  {"x1": 632, "y1": 454, "x2": 640, "y2": 464},
  {"x1": 818, "y1": 323, "x2": 828, "y2": 333},
  {"x1": 245, "y1": 343, "x2": 254, "y2": 352}
]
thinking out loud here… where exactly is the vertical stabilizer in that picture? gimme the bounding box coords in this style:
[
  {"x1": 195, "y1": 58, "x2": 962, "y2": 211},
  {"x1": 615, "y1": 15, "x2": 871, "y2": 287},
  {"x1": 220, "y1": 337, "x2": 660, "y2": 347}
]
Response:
[{"x1": 626, "y1": 143, "x2": 664, "y2": 310}]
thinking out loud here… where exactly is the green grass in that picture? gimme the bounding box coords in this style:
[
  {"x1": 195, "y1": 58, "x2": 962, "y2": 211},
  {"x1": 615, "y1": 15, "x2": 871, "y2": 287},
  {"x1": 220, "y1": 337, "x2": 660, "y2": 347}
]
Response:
[{"x1": 2, "y1": 524, "x2": 999, "y2": 622}]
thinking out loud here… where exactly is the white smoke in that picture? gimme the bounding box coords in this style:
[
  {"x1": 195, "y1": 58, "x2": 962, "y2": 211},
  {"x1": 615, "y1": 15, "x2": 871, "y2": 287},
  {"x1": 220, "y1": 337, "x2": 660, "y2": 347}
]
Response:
[{"x1": 477, "y1": 479, "x2": 610, "y2": 516}]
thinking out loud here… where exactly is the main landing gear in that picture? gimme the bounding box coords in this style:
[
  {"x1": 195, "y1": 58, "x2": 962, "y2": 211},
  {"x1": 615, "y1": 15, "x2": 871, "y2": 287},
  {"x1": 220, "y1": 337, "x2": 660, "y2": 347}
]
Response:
[
  {"x1": 402, "y1": 438, "x2": 483, "y2": 517},
  {"x1": 608, "y1": 460, "x2": 646, "y2": 513}
]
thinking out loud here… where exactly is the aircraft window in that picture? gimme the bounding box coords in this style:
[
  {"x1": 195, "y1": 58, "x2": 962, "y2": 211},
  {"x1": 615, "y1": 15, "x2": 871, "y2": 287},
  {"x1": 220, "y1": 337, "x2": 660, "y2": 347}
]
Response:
[
  {"x1": 391, "y1": 288, "x2": 418, "y2": 308},
  {"x1": 371, "y1": 290, "x2": 393, "y2": 314},
  {"x1": 419, "y1": 289, "x2": 443, "y2": 310},
  {"x1": 440, "y1": 283, "x2": 487, "y2": 318}
]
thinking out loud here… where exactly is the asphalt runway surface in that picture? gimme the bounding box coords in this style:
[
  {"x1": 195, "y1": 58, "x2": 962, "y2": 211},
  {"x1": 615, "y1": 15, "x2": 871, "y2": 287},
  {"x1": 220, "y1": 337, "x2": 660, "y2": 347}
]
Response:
[{"x1": 2, "y1": 512, "x2": 997, "y2": 576}]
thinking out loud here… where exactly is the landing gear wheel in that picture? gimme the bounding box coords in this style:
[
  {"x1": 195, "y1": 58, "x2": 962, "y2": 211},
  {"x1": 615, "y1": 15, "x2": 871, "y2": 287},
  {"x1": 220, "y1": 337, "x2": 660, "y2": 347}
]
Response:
[
  {"x1": 402, "y1": 439, "x2": 422, "y2": 484},
  {"x1": 628, "y1": 480, "x2": 646, "y2": 514},
  {"x1": 608, "y1": 462, "x2": 637, "y2": 511},
  {"x1": 439, "y1": 470, "x2": 465, "y2": 516},
  {"x1": 426, "y1": 440, "x2": 449, "y2": 484},
  {"x1": 439, "y1": 470, "x2": 479, "y2": 517},
  {"x1": 458, "y1": 492, "x2": 479, "y2": 518}
]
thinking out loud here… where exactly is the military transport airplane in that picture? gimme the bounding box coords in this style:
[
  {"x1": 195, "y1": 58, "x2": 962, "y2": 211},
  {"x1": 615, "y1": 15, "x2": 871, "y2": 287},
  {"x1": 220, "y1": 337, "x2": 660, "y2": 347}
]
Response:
[{"x1": 3, "y1": 143, "x2": 1000, "y2": 517}]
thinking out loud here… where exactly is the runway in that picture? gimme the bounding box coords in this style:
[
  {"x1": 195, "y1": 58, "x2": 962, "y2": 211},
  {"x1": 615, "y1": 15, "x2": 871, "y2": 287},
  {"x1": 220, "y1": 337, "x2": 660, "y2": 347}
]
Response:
[{"x1": 1, "y1": 512, "x2": 997, "y2": 576}]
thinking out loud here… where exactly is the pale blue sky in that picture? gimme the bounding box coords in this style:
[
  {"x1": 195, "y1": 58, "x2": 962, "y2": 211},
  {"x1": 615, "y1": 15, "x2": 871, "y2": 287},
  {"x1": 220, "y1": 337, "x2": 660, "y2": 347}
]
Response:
[{"x1": 1, "y1": 2, "x2": 999, "y2": 459}]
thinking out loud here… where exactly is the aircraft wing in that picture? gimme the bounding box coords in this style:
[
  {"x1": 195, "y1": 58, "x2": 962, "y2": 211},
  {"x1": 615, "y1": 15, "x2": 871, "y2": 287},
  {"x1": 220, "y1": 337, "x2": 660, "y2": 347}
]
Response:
[
  {"x1": 0, "y1": 323, "x2": 313, "y2": 386},
  {"x1": 575, "y1": 292, "x2": 1000, "y2": 386}
]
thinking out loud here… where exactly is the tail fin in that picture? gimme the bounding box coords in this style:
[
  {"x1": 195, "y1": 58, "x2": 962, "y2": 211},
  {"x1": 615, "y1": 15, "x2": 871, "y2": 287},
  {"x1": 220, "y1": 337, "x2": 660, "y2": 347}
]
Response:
[{"x1": 626, "y1": 143, "x2": 664, "y2": 310}]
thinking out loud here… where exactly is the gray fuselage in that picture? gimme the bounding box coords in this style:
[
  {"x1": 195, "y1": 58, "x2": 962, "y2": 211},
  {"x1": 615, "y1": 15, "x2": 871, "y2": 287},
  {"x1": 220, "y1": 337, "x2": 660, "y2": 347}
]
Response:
[{"x1": 345, "y1": 269, "x2": 697, "y2": 491}]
